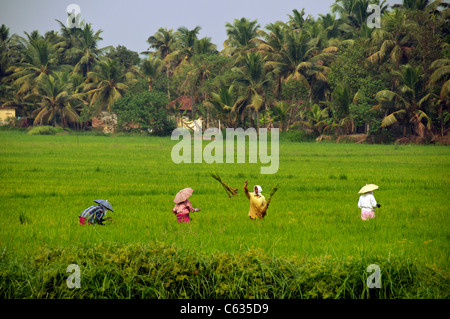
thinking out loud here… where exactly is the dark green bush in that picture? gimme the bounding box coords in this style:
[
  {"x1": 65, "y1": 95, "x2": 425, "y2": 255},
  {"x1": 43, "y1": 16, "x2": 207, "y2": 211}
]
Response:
[
  {"x1": 0, "y1": 242, "x2": 448, "y2": 299},
  {"x1": 27, "y1": 126, "x2": 62, "y2": 135}
]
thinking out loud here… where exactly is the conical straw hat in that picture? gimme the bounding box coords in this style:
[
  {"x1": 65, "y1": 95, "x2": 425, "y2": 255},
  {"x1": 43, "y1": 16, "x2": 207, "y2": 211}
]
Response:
[{"x1": 358, "y1": 184, "x2": 379, "y2": 194}]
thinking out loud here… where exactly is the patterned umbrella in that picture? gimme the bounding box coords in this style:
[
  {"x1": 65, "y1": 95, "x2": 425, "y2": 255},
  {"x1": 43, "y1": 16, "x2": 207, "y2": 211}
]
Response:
[
  {"x1": 173, "y1": 188, "x2": 194, "y2": 204},
  {"x1": 93, "y1": 199, "x2": 114, "y2": 212}
]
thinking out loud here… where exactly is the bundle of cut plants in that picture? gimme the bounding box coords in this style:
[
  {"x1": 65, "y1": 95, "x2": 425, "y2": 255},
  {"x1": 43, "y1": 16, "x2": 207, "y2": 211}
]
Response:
[
  {"x1": 261, "y1": 184, "x2": 279, "y2": 217},
  {"x1": 210, "y1": 172, "x2": 238, "y2": 198},
  {"x1": 268, "y1": 184, "x2": 279, "y2": 202}
]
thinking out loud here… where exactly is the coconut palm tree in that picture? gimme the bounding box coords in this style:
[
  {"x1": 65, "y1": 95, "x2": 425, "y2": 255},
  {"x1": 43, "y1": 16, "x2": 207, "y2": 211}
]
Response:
[
  {"x1": 0, "y1": 24, "x2": 15, "y2": 79},
  {"x1": 256, "y1": 22, "x2": 337, "y2": 103},
  {"x1": 147, "y1": 27, "x2": 177, "y2": 99},
  {"x1": 84, "y1": 58, "x2": 137, "y2": 113},
  {"x1": 328, "y1": 84, "x2": 360, "y2": 134},
  {"x1": 424, "y1": 58, "x2": 450, "y2": 135},
  {"x1": 368, "y1": 9, "x2": 417, "y2": 68},
  {"x1": 392, "y1": 0, "x2": 449, "y2": 11},
  {"x1": 374, "y1": 64, "x2": 432, "y2": 137},
  {"x1": 271, "y1": 101, "x2": 296, "y2": 131},
  {"x1": 54, "y1": 19, "x2": 84, "y2": 66},
  {"x1": 287, "y1": 8, "x2": 314, "y2": 30},
  {"x1": 32, "y1": 72, "x2": 80, "y2": 127},
  {"x1": 9, "y1": 35, "x2": 67, "y2": 97},
  {"x1": 147, "y1": 27, "x2": 176, "y2": 60},
  {"x1": 54, "y1": 23, "x2": 106, "y2": 76},
  {"x1": 0, "y1": 25, "x2": 23, "y2": 106},
  {"x1": 295, "y1": 103, "x2": 330, "y2": 135},
  {"x1": 232, "y1": 52, "x2": 273, "y2": 132},
  {"x1": 223, "y1": 18, "x2": 260, "y2": 57},
  {"x1": 331, "y1": 0, "x2": 388, "y2": 31},
  {"x1": 193, "y1": 37, "x2": 218, "y2": 55},
  {"x1": 207, "y1": 85, "x2": 240, "y2": 128},
  {"x1": 141, "y1": 57, "x2": 162, "y2": 92},
  {"x1": 429, "y1": 58, "x2": 450, "y2": 101},
  {"x1": 176, "y1": 26, "x2": 202, "y2": 60},
  {"x1": 318, "y1": 13, "x2": 343, "y2": 40},
  {"x1": 174, "y1": 53, "x2": 217, "y2": 121}
]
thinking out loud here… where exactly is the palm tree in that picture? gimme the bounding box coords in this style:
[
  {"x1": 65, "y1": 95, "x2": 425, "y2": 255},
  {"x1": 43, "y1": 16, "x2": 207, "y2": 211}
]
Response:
[
  {"x1": 318, "y1": 13, "x2": 343, "y2": 40},
  {"x1": 207, "y1": 85, "x2": 240, "y2": 128},
  {"x1": 141, "y1": 57, "x2": 162, "y2": 92},
  {"x1": 287, "y1": 8, "x2": 310, "y2": 30},
  {"x1": 223, "y1": 18, "x2": 260, "y2": 56},
  {"x1": 54, "y1": 19, "x2": 84, "y2": 66},
  {"x1": 176, "y1": 26, "x2": 202, "y2": 60},
  {"x1": 174, "y1": 53, "x2": 216, "y2": 121},
  {"x1": 32, "y1": 72, "x2": 80, "y2": 127},
  {"x1": 193, "y1": 37, "x2": 217, "y2": 55},
  {"x1": 368, "y1": 9, "x2": 417, "y2": 68},
  {"x1": 429, "y1": 58, "x2": 450, "y2": 101},
  {"x1": 84, "y1": 58, "x2": 136, "y2": 113},
  {"x1": 271, "y1": 101, "x2": 296, "y2": 131},
  {"x1": 9, "y1": 35, "x2": 64, "y2": 96},
  {"x1": 147, "y1": 27, "x2": 176, "y2": 60},
  {"x1": 147, "y1": 27, "x2": 177, "y2": 99},
  {"x1": 295, "y1": 103, "x2": 330, "y2": 135},
  {"x1": 233, "y1": 52, "x2": 273, "y2": 133},
  {"x1": 392, "y1": 0, "x2": 449, "y2": 11},
  {"x1": 0, "y1": 24, "x2": 14, "y2": 79},
  {"x1": 71, "y1": 24, "x2": 105, "y2": 76},
  {"x1": 331, "y1": 0, "x2": 388, "y2": 31},
  {"x1": 328, "y1": 84, "x2": 359, "y2": 134},
  {"x1": 426, "y1": 58, "x2": 450, "y2": 135},
  {"x1": 374, "y1": 64, "x2": 432, "y2": 137},
  {"x1": 256, "y1": 21, "x2": 337, "y2": 103},
  {"x1": 0, "y1": 25, "x2": 23, "y2": 106}
]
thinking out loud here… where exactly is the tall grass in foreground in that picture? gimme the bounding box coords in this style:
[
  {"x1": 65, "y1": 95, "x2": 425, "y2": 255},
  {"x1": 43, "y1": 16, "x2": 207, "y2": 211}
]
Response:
[{"x1": 0, "y1": 242, "x2": 448, "y2": 299}]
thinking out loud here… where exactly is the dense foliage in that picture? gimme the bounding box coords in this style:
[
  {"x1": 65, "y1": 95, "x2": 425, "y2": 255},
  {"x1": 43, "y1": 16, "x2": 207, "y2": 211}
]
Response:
[
  {"x1": 112, "y1": 91, "x2": 174, "y2": 135},
  {"x1": 1, "y1": 242, "x2": 448, "y2": 298},
  {"x1": 0, "y1": 0, "x2": 448, "y2": 140}
]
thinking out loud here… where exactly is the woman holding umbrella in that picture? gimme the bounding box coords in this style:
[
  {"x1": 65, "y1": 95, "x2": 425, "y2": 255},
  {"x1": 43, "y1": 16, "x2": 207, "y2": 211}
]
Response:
[
  {"x1": 358, "y1": 184, "x2": 380, "y2": 220},
  {"x1": 172, "y1": 188, "x2": 201, "y2": 223},
  {"x1": 79, "y1": 199, "x2": 114, "y2": 225}
]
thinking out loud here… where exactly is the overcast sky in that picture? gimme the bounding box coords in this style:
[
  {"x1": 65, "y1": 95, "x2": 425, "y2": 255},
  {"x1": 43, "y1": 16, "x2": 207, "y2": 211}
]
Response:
[{"x1": 0, "y1": 0, "x2": 403, "y2": 54}]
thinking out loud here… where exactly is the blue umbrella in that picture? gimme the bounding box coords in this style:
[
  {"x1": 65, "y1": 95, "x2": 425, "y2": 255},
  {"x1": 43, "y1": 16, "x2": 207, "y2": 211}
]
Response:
[{"x1": 93, "y1": 199, "x2": 114, "y2": 212}]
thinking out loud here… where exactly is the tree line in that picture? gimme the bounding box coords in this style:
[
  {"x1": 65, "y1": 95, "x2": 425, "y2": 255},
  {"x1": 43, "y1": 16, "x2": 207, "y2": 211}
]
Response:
[{"x1": 0, "y1": 0, "x2": 448, "y2": 141}]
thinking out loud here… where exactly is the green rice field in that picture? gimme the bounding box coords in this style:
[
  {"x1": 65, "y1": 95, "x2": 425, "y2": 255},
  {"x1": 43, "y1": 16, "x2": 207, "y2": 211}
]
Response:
[{"x1": 0, "y1": 130, "x2": 449, "y2": 298}]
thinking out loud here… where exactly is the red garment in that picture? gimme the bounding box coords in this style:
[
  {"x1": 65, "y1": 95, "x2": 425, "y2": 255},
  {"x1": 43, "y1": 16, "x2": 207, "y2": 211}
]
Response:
[
  {"x1": 172, "y1": 200, "x2": 195, "y2": 223},
  {"x1": 177, "y1": 213, "x2": 190, "y2": 223}
]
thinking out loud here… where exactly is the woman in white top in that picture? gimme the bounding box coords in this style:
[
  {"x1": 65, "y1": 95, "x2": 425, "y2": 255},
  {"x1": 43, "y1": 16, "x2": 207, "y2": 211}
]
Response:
[{"x1": 358, "y1": 189, "x2": 380, "y2": 220}]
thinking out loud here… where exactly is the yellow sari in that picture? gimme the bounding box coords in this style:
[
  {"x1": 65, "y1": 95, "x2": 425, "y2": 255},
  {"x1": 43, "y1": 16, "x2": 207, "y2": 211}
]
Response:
[{"x1": 247, "y1": 192, "x2": 267, "y2": 219}]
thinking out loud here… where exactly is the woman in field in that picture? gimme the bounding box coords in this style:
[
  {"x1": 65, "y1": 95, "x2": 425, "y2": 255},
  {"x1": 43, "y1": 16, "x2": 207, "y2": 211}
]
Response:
[
  {"x1": 358, "y1": 184, "x2": 380, "y2": 220},
  {"x1": 79, "y1": 200, "x2": 113, "y2": 225},
  {"x1": 172, "y1": 187, "x2": 201, "y2": 223},
  {"x1": 244, "y1": 180, "x2": 270, "y2": 220}
]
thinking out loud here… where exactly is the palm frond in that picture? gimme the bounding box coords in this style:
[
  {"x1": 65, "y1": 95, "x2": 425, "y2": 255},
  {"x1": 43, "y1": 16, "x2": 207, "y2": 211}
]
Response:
[
  {"x1": 440, "y1": 79, "x2": 450, "y2": 100},
  {"x1": 381, "y1": 110, "x2": 406, "y2": 127},
  {"x1": 430, "y1": 65, "x2": 450, "y2": 84}
]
